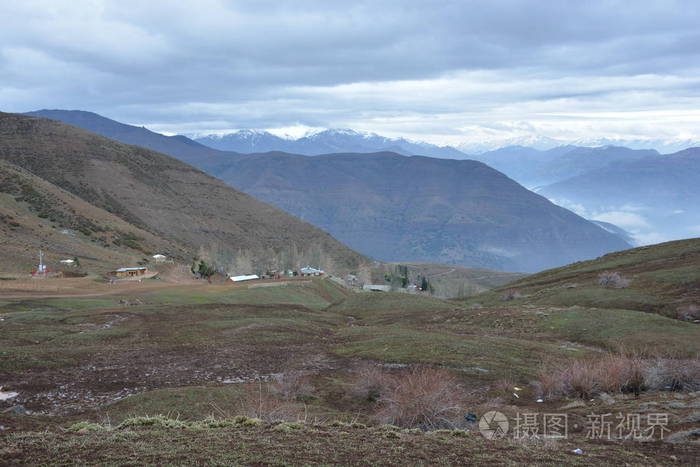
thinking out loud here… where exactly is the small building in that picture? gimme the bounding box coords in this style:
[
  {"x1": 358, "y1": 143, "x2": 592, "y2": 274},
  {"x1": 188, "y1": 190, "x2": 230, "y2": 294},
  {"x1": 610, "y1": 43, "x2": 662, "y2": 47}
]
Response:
[
  {"x1": 59, "y1": 259, "x2": 75, "y2": 265},
  {"x1": 152, "y1": 254, "x2": 167, "y2": 262},
  {"x1": 300, "y1": 266, "x2": 324, "y2": 276},
  {"x1": 230, "y1": 274, "x2": 259, "y2": 282},
  {"x1": 112, "y1": 267, "x2": 148, "y2": 278}
]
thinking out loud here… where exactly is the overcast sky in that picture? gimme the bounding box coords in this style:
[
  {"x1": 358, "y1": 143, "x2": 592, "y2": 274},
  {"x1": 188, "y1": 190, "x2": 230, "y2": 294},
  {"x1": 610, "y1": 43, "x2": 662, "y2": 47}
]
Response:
[{"x1": 2, "y1": 0, "x2": 700, "y2": 147}]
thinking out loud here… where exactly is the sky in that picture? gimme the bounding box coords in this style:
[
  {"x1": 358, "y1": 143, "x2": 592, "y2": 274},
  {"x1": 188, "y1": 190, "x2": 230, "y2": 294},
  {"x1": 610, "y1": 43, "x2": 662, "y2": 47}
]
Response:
[{"x1": 2, "y1": 0, "x2": 700, "y2": 148}]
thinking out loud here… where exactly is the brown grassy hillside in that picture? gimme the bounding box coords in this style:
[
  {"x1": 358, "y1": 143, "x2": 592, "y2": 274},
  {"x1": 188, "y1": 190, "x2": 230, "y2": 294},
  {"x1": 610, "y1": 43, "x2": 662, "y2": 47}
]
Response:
[
  {"x1": 0, "y1": 160, "x2": 180, "y2": 273},
  {"x1": 458, "y1": 237, "x2": 700, "y2": 319},
  {"x1": 0, "y1": 113, "x2": 368, "y2": 275}
]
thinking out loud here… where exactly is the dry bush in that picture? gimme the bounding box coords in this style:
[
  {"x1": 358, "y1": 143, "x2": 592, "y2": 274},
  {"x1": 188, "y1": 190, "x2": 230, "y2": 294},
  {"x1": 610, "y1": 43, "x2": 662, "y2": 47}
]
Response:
[
  {"x1": 501, "y1": 289, "x2": 523, "y2": 301},
  {"x1": 270, "y1": 371, "x2": 315, "y2": 401},
  {"x1": 595, "y1": 354, "x2": 645, "y2": 394},
  {"x1": 494, "y1": 377, "x2": 517, "y2": 395},
  {"x1": 374, "y1": 366, "x2": 465, "y2": 430},
  {"x1": 534, "y1": 364, "x2": 567, "y2": 399},
  {"x1": 566, "y1": 359, "x2": 599, "y2": 399},
  {"x1": 676, "y1": 304, "x2": 700, "y2": 322},
  {"x1": 535, "y1": 354, "x2": 642, "y2": 399},
  {"x1": 644, "y1": 357, "x2": 700, "y2": 392},
  {"x1": 537, "y1": 354, "x2": 700, "y2": 400},
  {"x1": 351, "y1": 363, "x2": 396, "y2": 402},
  {"x1": 235, "y1": 382, "x2": 303, "y2": 422},
  {"x1": 598, "y1": 271, "x2": 630, "y2": 288}
]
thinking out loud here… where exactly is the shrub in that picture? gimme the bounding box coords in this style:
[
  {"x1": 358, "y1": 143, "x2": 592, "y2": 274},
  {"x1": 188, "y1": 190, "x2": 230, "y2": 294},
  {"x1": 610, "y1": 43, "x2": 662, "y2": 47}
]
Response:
[
  {"x1": 374, "y1": 366, "x2": 465, "y2": 430},
  {"x1": 67, "y1": 421, "x2": 107, "y2": 432},
  {"x1": 566, "y1": 359, "x2": 599, "y2": 399},
  {"x1": 595, "y1": 354, "x2": 645, "y2": 395},
  {"x1": 235, "y1": 382, "x2": 302, "y2": 422},
  {"x1": 494, "y1": 376, "x2": 517, "y2": 395},
  {"x1": 644, "y1": 357, "x2": 700, "y2": 391},
  {"x1": 118, "y1": 415, "x2": 187, "y2": 429},
  {"x1": 272, "y1": 421, "x2": 304, "y2": 432},
  {"x1": 598, "y1": 271, "x2": 630, "y2": 288},
  {"x1": 270, "y1": 371, "x2": 315, "y2": 401},
  {"x1": 501, "y1": 289, "x2": 523, "y2": 301},
  {"x1": 536, "y1": 354, "x2": 700, "y2": 400},
  {"x1": 351, "y1": 363, "x2": 396, "y2": 402},
  {"x1": 534, "y1": 363, "x2": 567, "y2": 399}
]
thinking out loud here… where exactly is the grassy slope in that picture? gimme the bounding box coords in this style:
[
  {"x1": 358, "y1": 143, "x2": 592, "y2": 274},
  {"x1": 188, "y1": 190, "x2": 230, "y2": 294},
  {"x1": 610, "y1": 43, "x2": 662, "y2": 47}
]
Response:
[
  {"x1": 373, "y1": 262, "x2": 525, "y2": 298},
  {"x1": 0, "y1": 160, "x2": 178, "y2": 273},
  {"x1": 2, "y1": 273, "x2": 700, "y2": 463},
  {"x1": 459, "y1": 238, "x2": 700, "y2": 318}
]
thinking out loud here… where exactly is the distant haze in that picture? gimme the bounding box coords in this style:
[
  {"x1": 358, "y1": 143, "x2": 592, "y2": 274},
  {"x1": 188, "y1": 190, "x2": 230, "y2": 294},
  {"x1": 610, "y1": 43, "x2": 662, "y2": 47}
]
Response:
[{"x1": 3, "y1": 1, "x2": 700, "y2": 148}]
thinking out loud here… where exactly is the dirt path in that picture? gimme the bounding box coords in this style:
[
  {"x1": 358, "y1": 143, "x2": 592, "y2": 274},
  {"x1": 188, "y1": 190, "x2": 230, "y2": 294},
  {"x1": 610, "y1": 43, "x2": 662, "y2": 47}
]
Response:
[{"x1": 0, "y1": 276, "x2": 320, "y2": 299}]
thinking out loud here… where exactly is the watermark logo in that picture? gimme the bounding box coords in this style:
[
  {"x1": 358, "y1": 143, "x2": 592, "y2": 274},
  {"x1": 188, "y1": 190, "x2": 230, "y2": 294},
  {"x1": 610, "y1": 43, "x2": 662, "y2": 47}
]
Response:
[
  {"x1": 477, "y1": 411, "x2": 669, "y2": 441},
  {"x1": 479, "y1": 411, "x2": 509, "y2": 439}
]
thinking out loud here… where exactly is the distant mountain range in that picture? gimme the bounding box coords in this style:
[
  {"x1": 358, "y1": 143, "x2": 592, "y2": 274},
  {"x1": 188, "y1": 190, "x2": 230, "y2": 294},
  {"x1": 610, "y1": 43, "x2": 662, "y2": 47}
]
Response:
[
  {"x1": 195, "y1": 128, "x2": 467, "y2": 159},
  {"x1": 539, "y1": 148, "x2": 700, "y2": 244},
  {"x1": 200, "y1": 151, "x2": 631, "y2": 272},
  {"x1": 196, "y1": 128, "x2": 699, "y2": 157},
  {"x1": 22, "y1": 109, "x2": 644, "y2": 271},
  {"x1": 468, "y1": 145, "x2": 660, "y2": 188}
]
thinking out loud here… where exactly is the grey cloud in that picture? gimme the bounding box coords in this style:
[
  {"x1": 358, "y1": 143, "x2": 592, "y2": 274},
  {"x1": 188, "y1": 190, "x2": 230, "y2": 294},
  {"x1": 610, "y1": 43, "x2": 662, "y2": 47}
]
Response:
[{"x1": 2, "y1": 0, "x2": 700, "y2": 140}]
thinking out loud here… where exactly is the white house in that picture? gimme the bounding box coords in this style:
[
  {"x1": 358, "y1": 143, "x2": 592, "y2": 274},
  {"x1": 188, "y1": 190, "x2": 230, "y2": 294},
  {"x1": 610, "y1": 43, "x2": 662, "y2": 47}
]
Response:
[
  {"x1": 300, "y1": 266, "x2": 324, "y2": 276},
  {"x1": 152, "y1": 254, "x2": 167, "y2": 262},
  {"x1": 230, "y1": 274, "x2": 259, "y2": 282},
  {"x1": 59, "y1": 259, "x2": 75, "y2": 264}
]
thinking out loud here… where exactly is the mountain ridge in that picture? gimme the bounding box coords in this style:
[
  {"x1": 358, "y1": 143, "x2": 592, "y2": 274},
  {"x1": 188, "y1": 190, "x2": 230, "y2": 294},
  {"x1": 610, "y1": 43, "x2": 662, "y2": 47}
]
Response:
[
  {"x1": 211, "y1": 150, "x2": 631, "y2": 272},
  {"x1": 0, "y1": 112, "x2": 369, "y2": 275},
  {"x1": 195, "y1": 128, "x2": 468, "y2": 158},
  {"x1": 18, "y1": 109, "x2": 633, "y2": 272}
]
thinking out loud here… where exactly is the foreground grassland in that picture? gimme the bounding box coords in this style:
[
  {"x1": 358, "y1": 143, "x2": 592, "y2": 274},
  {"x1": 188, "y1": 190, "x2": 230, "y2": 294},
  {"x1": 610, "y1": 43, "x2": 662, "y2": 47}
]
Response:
[
  {"x1": 5, "y1": 417, "x2": 700, "y2": 465},
  {"x1": 1, "y1": 261, "x2": 700, "y2": 464}
]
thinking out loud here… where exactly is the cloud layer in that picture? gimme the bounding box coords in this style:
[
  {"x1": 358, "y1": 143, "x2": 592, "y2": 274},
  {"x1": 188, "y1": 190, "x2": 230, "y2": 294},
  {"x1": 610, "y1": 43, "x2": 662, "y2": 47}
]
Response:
[{"x1": 2, "y1": 0, "x2": 700, "y2": 145}]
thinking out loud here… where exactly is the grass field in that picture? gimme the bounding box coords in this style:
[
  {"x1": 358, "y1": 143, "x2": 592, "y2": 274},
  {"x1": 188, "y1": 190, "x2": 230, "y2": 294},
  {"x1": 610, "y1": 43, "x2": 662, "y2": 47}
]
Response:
[
  {"x1": 2, "y1": 266, "x2": 700, "y2": 464},
  {"x1": 462, "y1": 238, "x2": 700, "y2": 318}
]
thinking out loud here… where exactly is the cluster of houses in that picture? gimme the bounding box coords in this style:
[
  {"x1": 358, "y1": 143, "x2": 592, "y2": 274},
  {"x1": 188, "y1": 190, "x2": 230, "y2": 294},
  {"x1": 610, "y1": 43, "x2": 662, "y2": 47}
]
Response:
[
  {"x1": 229, "y1": 266, "x2": 325, "y2": 282},
  {"x1": 107, "y1": 254, "x2": 326, "y2": 284}
]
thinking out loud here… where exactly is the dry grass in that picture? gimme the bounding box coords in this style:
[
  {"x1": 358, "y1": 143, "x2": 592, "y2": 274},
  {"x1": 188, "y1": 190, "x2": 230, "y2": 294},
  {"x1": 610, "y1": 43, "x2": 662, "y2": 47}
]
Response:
[
  {"x1": 351, "y1": 363, "x2": 396, "y2": 402},
  {"x1": 597, "y1": 271, "x2": 630, "y2": 288},
  {"x1": 501, "y1": 289, "x2": 523, "y2": 301},
  {"x1": 270, "y1": 371, "x2": 315, "y2": 401},
  {"x1": 536, "y1": 353, "x2": 700, "y2": 399},
  {"x1": 234, "y1": 382, "x2": 303, "y2": 422},
  {"x1": 373, "y1": 366, "x2": 465, "y2": 430},
  {"x1": 644, "y1": 357, "x2": 700, "y2": 391}
]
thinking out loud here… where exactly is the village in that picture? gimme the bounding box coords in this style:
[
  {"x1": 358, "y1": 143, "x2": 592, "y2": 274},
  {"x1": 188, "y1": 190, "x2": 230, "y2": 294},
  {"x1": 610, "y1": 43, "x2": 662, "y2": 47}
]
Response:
[{"x1": 23, "y1": 250, "x2": 430, "y2": 294}]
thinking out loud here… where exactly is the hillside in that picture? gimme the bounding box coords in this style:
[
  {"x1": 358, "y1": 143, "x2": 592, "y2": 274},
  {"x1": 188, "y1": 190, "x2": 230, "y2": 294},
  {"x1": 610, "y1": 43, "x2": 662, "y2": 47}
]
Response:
[
  {"x1": 539, "y1": 148, "x2": 700, "y2": 243},
  {"x1": 377, "y1": 263, "x2": 524, "y2": 298},
  {"x1": 204, "y1": 151, "x2": 630, "y2": 272},
  {"x1": 23, "y1": 109, "x2": 234, "y2": 169},
  {"x1": 0, "y1": 113, "x2": 368, "y2": 275},
  {"x1": 459, "y1": 237, "x2": 700, "y2": 320},
  {"x1": 0, "y1": 160, "x2": 179, "y2": 273}
]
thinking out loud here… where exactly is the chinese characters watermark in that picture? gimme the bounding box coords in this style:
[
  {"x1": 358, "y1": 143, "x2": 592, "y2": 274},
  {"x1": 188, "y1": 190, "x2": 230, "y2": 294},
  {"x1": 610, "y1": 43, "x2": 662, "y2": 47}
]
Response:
[{"x1": 479, "y1": 411, "x2": 670, "y2": 441}]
